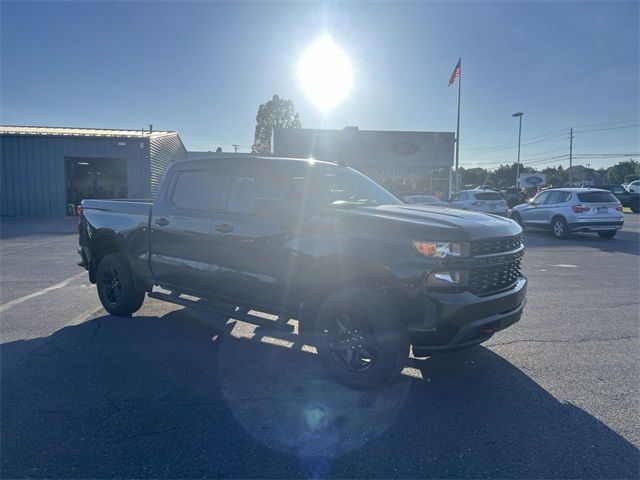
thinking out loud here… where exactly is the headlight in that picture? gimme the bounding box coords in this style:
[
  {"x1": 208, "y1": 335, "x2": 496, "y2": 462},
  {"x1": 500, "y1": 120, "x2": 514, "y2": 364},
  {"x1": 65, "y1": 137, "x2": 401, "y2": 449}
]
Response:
[
  {"x1": 412, "y1": 240, "x2": 469, "y2": 257},
  {"x1": 427, "y1": 271, "x2": 468, "y2": 287}
]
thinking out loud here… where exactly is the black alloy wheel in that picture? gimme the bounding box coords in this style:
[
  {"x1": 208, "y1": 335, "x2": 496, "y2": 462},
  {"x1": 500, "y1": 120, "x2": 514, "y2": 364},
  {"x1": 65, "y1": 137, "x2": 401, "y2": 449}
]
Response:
[
  {"x1": 96, "y1": 253, "x2": 145, "y2": 316},
  {"x1": 326, "y1": 311, "x2": 379, "y2": 374},
  {"x1": 101, "y1": 266, "x2": 123, "y2": 306},
  {"x1": 314, "y1": 288, "x2": 407, "y2": 389}
]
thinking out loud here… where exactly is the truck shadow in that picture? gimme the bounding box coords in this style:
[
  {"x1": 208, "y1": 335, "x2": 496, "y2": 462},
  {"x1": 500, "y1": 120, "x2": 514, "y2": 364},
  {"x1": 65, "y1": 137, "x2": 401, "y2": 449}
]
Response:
[{"x1": 2, "y1": 308, "x2": 638, "y2": 479}]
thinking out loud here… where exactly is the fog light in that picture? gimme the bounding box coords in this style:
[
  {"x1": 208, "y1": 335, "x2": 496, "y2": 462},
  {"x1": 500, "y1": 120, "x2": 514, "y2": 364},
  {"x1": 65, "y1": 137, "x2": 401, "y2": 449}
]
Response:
[{"x1": 427, "y1": 271, "x2": 468, "y2": 287}]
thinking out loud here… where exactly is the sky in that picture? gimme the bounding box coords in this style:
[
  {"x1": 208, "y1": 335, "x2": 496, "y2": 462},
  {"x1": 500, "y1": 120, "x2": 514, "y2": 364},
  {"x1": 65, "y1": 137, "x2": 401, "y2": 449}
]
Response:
[{"x1": 1, "y1": 1, "x2": 638, "y2": 171}]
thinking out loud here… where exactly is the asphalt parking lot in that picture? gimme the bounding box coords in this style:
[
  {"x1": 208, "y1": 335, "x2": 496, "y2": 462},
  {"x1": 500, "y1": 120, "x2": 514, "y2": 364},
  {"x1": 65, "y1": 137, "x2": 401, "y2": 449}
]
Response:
[{"x1": 1, "y1": 215, "x2": 639, "y2": 479}]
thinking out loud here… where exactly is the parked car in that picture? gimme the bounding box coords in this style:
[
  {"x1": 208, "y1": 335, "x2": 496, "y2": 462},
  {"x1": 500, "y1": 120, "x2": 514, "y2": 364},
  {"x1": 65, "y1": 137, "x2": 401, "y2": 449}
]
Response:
[
  {"x1": 510, "y1": 188, "x2": 623, "y2": 239},
  {"x1": 403, "y1": 194, "x2": 444, "y2": 205},
  {"x1": 78, "y1": 156, "x2": 527, "y2": 389},
  {"x1": 599, "y1": 185, "x2": 639, "y2": 213},
  {"x1": 500, "y1": 187, "x2": 525, "y2": 208},
  {"x1": 448, "y1": 189, "x2": 508, "y2": 216},
  {"x1": 626, "y1": 180, "x2": 640, "y2": 193}
]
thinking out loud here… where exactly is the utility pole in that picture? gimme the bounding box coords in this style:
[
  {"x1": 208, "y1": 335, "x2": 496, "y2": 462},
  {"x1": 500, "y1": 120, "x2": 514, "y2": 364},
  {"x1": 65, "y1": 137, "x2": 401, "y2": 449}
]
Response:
[
  {"x1": 568, "y1": 128, "x2": 574, "y2": 186},
  {"x1": 232, "y1": 144, "x2": 240, "y2": 153},
  {"x1": 512, "y1": 112, "x2": 524, "y2": 187}
]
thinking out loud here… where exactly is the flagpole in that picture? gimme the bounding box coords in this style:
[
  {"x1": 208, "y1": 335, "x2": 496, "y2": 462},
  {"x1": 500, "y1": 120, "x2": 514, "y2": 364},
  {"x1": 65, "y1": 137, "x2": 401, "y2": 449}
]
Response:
[{"x1": 454, "y1": 57, "x2": 461, "y2": 191}]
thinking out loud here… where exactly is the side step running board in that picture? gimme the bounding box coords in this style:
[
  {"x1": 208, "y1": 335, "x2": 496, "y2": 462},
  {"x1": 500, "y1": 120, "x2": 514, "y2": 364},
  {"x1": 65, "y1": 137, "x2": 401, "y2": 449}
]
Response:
[{"x1": 147, "y1": 291, "x2": 295, "y2": 333}]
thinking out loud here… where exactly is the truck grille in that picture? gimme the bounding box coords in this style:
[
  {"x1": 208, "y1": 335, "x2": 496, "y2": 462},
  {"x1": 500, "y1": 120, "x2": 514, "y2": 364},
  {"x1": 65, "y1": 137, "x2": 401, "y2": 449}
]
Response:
[
  {"x1": 471, "y1": 233, "x2": 524, "y2": 256},
  {"x1": 469, "y1": 259, "x2": 522, "y2": 296}
]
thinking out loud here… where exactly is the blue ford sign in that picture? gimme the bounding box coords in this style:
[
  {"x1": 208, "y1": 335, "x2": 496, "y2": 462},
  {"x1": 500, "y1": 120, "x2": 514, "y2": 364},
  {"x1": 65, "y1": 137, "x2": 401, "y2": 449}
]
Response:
[{"x1": 520, "y1": 173, "x2": 547, "y2": 186}]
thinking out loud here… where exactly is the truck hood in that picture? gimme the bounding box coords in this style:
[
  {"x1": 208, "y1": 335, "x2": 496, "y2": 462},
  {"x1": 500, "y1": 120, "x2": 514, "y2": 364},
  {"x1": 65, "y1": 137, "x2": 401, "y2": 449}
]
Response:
[{"x1": 342, "y1": 204, "x2": 521, "y2": 241}]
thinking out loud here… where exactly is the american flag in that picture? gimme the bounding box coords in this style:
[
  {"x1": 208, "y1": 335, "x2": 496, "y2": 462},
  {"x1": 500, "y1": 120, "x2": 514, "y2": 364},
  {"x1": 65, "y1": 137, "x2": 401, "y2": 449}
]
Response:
[{"x1": 448, "y1": 59, "x2": 461, "y2": 86}]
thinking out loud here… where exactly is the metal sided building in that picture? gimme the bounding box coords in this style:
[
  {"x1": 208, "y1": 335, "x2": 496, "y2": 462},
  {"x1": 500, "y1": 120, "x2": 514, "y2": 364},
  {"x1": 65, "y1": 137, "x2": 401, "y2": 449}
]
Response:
[
  {"x1": 273, "y1": 126, "x2": 455, "y2": 197},
  {"x1": 0, "y1": 126, "x2": 187, "y2": 217}
]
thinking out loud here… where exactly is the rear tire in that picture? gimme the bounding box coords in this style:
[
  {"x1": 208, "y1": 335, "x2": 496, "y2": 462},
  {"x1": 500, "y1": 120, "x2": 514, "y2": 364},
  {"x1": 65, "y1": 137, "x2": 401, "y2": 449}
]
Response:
[
  {"x1": 96, "y1": 253, "x2": 145, "y2": 316},
  {"x1": 631, "y1": 201, "x2": 639, "y2": 214},
  {"x1": 314, "y1": 288, "x2": 408, "y2": 390},
  {"x1": 597, "y1": 230, "x2": 617, "y2": 239},
  {"x1": 551, "y1": 217, "x2": 570, "y2": 239}
]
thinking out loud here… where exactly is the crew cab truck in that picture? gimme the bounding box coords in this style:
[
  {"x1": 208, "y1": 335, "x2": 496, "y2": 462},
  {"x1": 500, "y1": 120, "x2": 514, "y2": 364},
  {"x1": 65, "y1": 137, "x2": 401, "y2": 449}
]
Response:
[
  {"x1": 599, "y1": 185, "x2": 639, "y2": 213},
  {"x1": 78, "y1": 156, "x2": 527, "y2": 389}
]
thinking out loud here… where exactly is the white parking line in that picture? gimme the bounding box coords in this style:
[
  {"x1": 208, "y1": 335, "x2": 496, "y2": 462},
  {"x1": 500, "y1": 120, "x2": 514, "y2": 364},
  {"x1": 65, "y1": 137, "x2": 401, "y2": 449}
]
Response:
[{"x1": 0, "y1": 272, "x2": 86, "y2": 314}]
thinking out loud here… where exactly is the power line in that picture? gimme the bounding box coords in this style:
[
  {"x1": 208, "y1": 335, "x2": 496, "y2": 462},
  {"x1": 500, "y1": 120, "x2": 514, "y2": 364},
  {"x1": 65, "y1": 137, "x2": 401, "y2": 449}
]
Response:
[
  {"x1": 574, "y1": 124, "x2": 640, "y2": 133},
  {"x1": 464, "y1": 130, "x2": 567, "y2": 152},
  {"x1": 572, "y1": 119, "x2": 639, "y2": 128}
]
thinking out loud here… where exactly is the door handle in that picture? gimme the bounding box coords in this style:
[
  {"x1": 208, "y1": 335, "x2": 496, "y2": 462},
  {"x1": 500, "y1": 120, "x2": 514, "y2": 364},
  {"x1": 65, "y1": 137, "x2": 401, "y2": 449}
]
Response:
[
  {"x1": 154, "y1": 218, "x2": 170, "y2": 227},
  {"x1": 214, "y1": 223, "x2": 234, "y2": 233}
]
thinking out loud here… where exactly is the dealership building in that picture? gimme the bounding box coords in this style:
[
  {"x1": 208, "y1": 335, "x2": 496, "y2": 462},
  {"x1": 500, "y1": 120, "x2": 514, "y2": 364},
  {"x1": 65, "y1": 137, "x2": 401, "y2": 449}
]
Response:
[
  {"x1": 1, "y1": 126, "x2": 187, "y2": 217},
  {"x1": 273, "y1": 126, "x2": 455, "y2": 197},
  {"x1": 1, "y1": 124, "x2": 455, "y2": 217}
]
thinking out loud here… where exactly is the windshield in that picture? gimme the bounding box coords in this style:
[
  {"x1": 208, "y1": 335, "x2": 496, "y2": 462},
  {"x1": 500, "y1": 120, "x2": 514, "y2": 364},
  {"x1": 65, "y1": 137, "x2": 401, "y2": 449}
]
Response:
[{"x1": 285, "y1": 162, "x2": 401, "y2": 208}]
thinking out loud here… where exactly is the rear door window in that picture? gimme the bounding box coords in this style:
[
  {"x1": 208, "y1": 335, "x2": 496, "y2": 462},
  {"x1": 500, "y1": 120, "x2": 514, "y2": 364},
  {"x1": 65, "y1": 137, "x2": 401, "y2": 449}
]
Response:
[
  {"x1": 474, "y1": 192, "x2": 503, "y2": 201},
  {"x1": 544, "y1": 191, "x2": 564, "y2": 204},
  {"x1": 170, "y1": 170, "x2": 227, "y2": 211},
  {"x1": 577, "y1": 191, "x2": 618, "y2": 203}
]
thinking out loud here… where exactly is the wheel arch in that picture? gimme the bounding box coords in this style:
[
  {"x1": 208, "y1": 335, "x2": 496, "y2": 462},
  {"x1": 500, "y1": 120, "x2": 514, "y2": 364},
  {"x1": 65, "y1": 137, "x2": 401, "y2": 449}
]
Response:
[
  {"x1": 298, "y1": 257, "x2": 401, "y2": 333},
  {"x1": 89, "y1": 230, "x2": 129, "y2": 283}
]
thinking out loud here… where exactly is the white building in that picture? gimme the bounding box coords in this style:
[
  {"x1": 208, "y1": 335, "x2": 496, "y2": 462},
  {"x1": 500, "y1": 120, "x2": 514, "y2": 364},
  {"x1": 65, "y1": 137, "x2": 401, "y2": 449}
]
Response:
[{"x1": 273, "y1": 126, "x2": 455, "y2": 196}]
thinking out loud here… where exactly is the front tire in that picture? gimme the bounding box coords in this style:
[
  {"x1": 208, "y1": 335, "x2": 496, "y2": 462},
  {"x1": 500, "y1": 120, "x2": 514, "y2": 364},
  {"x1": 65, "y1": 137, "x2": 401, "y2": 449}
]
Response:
[
  {"x1": 551, "y1": 217, "x2": 570, "y2": 239},
  {"x1": 96, "y1": 253, "x2": 145, "y2": 316},
  {"x1": 597, "y1": 230, "x2": 617, "y2": 239},
  {"x1": 631, "y1": 201, "x2": 639, "y2": 213},
  {"x1": 314, "y1": 288, "x2": 407, "y2": 390}
]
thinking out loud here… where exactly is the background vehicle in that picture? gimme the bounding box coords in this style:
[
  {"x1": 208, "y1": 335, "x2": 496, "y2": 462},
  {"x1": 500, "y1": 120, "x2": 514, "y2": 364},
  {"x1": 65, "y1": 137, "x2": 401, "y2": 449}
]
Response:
[
  {"x1": 599, "y1": 185, "x2": 639, "y2": 213},
  {"x1": 78, "y1": 156, "x2": 527, "y2": 389},
  {"x1": 510, "y1": 188, "x2": 623, "y2": 239},
  {"x1": 402, "y1": 194, "x2": 444, "y2": 205},
  {"x1": 448, "y1": 189, "x2": 508, "y2": 216},
  {"x1": 626, "y1": 180, "x2": 640, "y2": 193},
  {"x1": 500, "y1": 187, "x2": 526, "y2": 208}
]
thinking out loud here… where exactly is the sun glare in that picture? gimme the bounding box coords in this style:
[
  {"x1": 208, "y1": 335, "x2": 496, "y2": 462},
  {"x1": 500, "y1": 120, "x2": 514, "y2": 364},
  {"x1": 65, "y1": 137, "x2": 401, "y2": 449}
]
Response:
[{"x1": 298, "y1": 35, "x2": 353, "y2": 112}]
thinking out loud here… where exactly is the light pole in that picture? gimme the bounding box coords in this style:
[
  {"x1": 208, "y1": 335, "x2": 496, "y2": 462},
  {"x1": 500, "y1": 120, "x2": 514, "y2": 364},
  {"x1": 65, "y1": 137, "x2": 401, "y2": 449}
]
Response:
[{"x1": 512, "y1": 112, "x2": 524, "y2": 188}]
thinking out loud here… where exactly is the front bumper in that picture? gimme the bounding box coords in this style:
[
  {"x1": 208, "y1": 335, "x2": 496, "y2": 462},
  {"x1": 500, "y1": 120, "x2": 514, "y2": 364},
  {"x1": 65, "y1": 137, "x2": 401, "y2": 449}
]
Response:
[{"x1": 407, "y1": 277, "x2": 527, "y2": 356}]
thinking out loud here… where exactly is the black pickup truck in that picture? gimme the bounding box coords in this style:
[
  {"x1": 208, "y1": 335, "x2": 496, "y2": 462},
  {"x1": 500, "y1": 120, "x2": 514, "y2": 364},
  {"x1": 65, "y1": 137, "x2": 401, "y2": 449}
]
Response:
[
  {"x1": 599, "y1": 185, "x2": 639, "y2": 213},
  {"x1": 78, "y1": 156, "x2": 527, "y2": 389}
]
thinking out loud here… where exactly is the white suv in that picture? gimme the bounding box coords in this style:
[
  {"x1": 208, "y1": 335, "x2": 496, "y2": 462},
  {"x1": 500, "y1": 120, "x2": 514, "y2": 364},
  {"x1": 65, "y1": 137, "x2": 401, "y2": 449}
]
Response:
[
  {"x1": 626, "y1": 180, "x2": 640, "y2": 193},
  {"x1": 510, "y1": 188, "x2": 623, "y2": 239},
  {"x1": 448, "y1": 189, "x2": 508, "y2": 216}
]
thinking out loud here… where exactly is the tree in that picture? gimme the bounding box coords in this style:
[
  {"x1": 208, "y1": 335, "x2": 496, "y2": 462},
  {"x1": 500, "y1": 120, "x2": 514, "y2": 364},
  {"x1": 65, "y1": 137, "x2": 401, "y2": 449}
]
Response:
[
  {"x1": 251, "y1": 95, "x2": 302, "y2": 154},
  {"x1": 459, "y1": 167, "x2": 487, "y2": 188},
  {"x1": 606, "y1": 160, "x2": 638, "y2": 184}
]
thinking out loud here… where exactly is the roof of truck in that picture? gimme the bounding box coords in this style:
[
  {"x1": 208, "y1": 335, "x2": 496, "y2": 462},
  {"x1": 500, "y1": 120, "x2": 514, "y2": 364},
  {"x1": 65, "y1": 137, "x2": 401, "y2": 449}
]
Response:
[{"x1": 175, "y1": 155, "x2": 340, "y2": 167}]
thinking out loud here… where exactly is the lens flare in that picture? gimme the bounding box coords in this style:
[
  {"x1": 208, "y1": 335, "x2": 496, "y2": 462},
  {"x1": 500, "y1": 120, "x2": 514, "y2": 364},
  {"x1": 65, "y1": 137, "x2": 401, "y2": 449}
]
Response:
[{"x1": 298, "y1": 35, "x2": 353, "y2": 112}]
